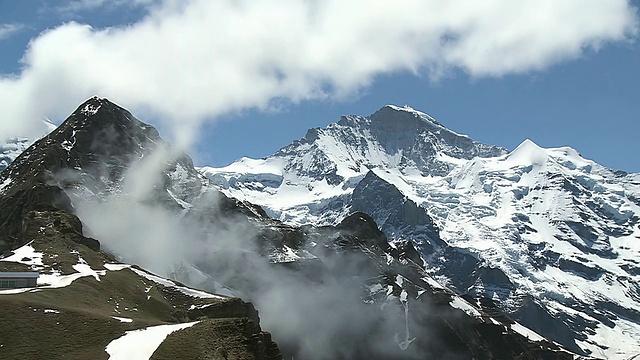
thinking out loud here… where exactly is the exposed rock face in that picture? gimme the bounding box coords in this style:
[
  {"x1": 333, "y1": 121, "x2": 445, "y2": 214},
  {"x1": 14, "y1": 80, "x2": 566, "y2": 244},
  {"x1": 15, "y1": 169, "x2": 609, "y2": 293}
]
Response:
[
  {"x1": 201, "y1": 104, "x2": 640, "y2": 358},
  {"x1": 352, "y1": 171, "x2": 442, "y2": 251},
  {"x1": 0, "y1": 97, "x2": 156, "y2": 251},
  {"x1": 366, "y1": 106, "x2": 506, "y2": 176}
]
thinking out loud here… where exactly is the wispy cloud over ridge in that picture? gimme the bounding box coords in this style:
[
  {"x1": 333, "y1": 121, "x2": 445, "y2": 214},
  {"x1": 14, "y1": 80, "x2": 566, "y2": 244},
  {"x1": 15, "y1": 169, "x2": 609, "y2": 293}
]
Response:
[
  {"x1": 0, "y1": 23, "x2": 24, "y2": 41},
  {"x1": 50, "y1": 0, "x2": 158, "y2": 16}
]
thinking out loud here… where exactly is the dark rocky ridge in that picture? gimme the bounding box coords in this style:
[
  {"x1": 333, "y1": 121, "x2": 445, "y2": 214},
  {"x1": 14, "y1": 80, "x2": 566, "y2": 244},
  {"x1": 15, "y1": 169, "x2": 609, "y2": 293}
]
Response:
[{"x1": 0, "y1": 97, "x2": 165, "y2": 252}]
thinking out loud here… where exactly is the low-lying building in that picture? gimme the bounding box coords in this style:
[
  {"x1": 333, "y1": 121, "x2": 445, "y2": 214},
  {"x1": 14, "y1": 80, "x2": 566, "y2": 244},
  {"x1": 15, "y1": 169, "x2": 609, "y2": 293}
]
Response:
[{"x1": 0, "y1": 272, "x2": 39, "y2": 288}]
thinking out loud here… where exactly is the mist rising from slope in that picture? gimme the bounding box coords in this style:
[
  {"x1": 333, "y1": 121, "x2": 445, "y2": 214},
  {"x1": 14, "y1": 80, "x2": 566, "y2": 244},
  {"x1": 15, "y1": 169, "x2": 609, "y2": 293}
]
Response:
[{"x1": 63, "y1": 143, "x2": 426, "y2": 359}]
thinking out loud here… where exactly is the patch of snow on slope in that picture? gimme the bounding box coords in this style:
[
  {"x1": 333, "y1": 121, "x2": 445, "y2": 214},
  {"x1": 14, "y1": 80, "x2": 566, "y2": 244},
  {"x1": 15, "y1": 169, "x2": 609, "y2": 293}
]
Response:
[
  {"x1": 0, "y1": 287, "x2": 33, "y2": 294},
  {"x1": 81, "y1": 103, "x2": 101, "y2": 116},
  {"x1": 0, "y1": 242, "x2": 44, "y2": 268},
  {"x1": 111, "y1": 316, "x2": 133, "y2": 323},
  {"x1": 104, "y1": 263, "x2": 131, "y2": 271},
  {"x1": 566, "y1": 306, "x2": 640, "y2": 359},
  {"x1": 269, "y1": 244, "x2": 317, "y2": 263},
  {"x1": 131, "y1": 268, "x2": 226, "y2": 300},
  {"x1": 38, "y1": 261, "x2": 107, "y2": 289},
  {"x1": 450, "y1": 296, "x2": 482, "y2": 319},
  {"x1": 0, "y1": 177, "x2": 12, "y2": 194},
  {"x1": 510, "y1": 322, "x2": 545, "y2": 342},
  {"x1": 0, "y1": 249, "x2": 111, "y2": 294},
  {"x1": 166, "y1": 189, "x2": 192, "y2": 209},
  {"x1": 105, "y1": 321, "x2": 198, "y2": 360},
  {"x1": 72, "y1": 263, "x2": 104, "y2": 282}
]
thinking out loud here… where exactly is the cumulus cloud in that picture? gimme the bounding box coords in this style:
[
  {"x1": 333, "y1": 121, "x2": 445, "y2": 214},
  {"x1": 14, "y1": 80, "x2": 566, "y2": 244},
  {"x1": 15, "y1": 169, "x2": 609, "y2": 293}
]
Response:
[{"x1": 0, "y1": 0, "x2": 637, "y2": 141}]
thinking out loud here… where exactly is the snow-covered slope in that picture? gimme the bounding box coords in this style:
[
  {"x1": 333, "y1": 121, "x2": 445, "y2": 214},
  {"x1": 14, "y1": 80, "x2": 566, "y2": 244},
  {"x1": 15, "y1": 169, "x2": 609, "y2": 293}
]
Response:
[
  {"x1": 201, "y1": 105, "x2": 506, "y2": 224},
  {"x1": 200, "y1": 105, "x2": 640, "y2": 358}
]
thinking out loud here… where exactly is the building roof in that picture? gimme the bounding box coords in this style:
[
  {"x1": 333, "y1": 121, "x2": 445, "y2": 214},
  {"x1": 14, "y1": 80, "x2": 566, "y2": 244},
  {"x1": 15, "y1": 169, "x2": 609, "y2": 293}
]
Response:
[{"x1": 0, "y1": 272, "x2": 39, "y2": 278}]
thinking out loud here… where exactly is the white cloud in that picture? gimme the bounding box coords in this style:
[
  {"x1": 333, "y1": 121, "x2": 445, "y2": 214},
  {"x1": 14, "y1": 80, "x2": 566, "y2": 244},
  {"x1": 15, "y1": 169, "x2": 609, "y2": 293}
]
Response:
[
  {"x1": 1, "y1": 0, "x2": 637, "y2": 142},
  {"x1": 0, "y1": 23, "x2": 24, "y2": 41}
]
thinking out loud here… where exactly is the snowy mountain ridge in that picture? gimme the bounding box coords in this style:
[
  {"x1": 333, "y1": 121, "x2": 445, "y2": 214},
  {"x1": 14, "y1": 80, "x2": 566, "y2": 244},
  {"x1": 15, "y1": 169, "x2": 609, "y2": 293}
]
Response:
[
  {"x1": 200, "y1": 105, "x2": 640, "y2": 358},
  {"x1": 202, "y1": 105, "x2": 506, "y2": 224},
  {"x1": 1, "y1": 119, "x2": 57, "y2": 174}
]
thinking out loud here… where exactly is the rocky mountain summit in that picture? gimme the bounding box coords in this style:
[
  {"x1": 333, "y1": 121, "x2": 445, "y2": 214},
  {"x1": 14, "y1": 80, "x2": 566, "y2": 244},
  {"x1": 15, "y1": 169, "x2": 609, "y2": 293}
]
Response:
[
  {"x1": 0, "y1": 97, "x2": 280, "y2": 359},
  {"x1": 201, "y1": 105, "x2": 640, "y2": 358},
  {"x1": 0, "y1": 98, "x2": 574, "y2": 359}
]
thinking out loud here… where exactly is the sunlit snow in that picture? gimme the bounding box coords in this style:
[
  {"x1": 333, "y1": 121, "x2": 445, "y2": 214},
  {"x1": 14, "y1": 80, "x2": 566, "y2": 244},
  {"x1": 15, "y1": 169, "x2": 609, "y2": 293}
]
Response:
[
  {"x1": 199, "y1": 106, "x2": 640, "y2": 358},
  {"x1": 105, "y1": 321, "x2": 198, "y2": 360},
  {"x1": 449, "y1": 296, "x2": 482, "y2": 319},
  {"x1": 131, "y1": 268, "x2": 226, "y2": 300},
  {"x1": 111, "y1": 316, "x2": 133, "y2": 323},
  {"x1": 0, "y1": 242, "x2": 44, "y2": 267}
]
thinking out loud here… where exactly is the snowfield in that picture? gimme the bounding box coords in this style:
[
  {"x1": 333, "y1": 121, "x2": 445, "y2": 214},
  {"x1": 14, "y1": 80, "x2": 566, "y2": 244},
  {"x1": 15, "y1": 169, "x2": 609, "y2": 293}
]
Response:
[
  {"x1": 105, "y1": 321, "x2": 199, "y2": 360},
  {"x1": 0, "y1": 242, "x2": 44, "y2": 267}
]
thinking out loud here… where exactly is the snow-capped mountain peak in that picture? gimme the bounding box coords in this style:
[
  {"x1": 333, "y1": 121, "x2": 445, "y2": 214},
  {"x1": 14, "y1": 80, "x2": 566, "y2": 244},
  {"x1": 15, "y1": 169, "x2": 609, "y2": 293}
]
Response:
[
  {"x1": 374, "y1": 104, "x2": 467, "y2": 139},
  {"x1": 200, "y1": 105, "x2": 640, "y2": 358},
  {"x1": 202, "y1": 104, "x2": 507, "y2": 223},
  {"x1": 507, "y1": 138, "x2": 549, "y2": 165}
]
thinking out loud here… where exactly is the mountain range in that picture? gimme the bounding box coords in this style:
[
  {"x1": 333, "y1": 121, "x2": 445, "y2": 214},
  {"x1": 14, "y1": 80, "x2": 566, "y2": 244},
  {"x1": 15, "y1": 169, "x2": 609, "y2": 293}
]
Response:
[
  {"x1": 200, "y1": 104, "x2": 640, "y2": 358},
  {"x1": 0, "y1": 97, "x2": 637, "y2": 358}
]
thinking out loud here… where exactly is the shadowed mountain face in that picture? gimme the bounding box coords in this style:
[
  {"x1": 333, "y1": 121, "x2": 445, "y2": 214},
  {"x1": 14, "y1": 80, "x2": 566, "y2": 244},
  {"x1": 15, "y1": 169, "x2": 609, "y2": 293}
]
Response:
[
  {"x1": 201, "y1": 104, "x2": 640, "y2": 358},
  {"x1": 0, "y1": 97, "x2": 573, "y2": 359}
]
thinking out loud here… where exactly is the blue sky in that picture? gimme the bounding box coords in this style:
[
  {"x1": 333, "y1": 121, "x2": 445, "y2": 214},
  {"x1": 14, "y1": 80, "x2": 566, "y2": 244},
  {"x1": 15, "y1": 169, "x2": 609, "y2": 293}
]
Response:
[{"x1": 1, "y1": 0, "x2": 639, "y2": 172}]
